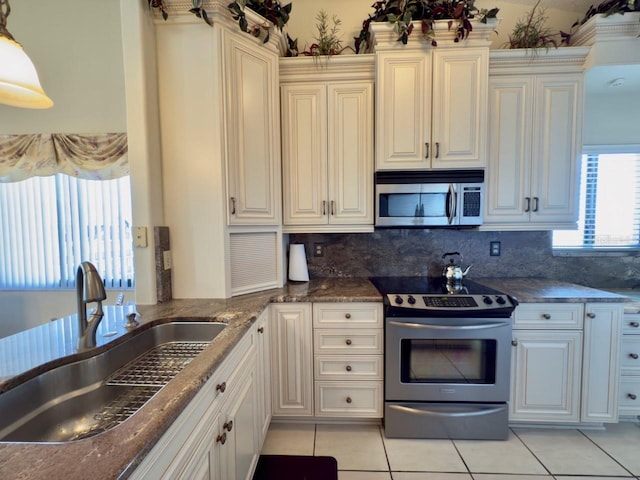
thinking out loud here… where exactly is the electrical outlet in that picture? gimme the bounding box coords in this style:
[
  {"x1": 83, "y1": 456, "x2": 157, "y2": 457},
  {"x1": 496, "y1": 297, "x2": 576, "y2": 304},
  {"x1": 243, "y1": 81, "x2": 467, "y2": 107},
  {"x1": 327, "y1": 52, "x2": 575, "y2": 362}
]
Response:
[
  {"x1": 490, "y1": 241, "x2": 501, "y2": 256},
  {"x1": 163, "y1": 250, "x2": 172, "y2": 270},
  {"x1": 314, "y1": 243, "x2": 325, "y2": 257}
]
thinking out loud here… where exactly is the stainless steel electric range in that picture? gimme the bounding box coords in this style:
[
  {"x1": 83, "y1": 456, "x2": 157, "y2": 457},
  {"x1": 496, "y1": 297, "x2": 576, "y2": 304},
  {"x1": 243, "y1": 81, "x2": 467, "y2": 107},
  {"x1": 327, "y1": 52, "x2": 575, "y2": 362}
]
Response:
[{"x1": 370, "y1": 276, "x2": 518, "y2": 440}]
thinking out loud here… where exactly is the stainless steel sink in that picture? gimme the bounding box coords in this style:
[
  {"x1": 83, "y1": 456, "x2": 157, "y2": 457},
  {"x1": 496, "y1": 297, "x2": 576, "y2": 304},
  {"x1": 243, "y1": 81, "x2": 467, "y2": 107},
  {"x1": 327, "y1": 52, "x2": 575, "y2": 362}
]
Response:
[{"x1": 0, "y1": 321, "x2": 226, "y2": 443}]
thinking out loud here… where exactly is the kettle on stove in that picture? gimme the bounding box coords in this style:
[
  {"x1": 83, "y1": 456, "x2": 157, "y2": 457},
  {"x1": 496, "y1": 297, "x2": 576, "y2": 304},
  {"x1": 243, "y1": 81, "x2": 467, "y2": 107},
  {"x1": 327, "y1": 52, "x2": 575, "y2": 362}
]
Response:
[{"x1": 442, "y1": 252, "x2": 472, "y2": 283}]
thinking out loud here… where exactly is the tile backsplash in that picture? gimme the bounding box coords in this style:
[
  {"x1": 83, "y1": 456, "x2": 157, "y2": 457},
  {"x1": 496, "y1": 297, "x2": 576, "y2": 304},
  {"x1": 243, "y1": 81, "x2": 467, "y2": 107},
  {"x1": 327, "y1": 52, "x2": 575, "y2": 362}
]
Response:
[{"x1": 290, "y1": 230, "x2": 640, "y2": 289}]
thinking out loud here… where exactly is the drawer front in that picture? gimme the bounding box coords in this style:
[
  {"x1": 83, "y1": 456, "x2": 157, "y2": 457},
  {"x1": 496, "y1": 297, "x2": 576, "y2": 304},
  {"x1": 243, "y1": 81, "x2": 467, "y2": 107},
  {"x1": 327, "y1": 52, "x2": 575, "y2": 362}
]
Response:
[
  {"x1": 621, "y1": 336, "x2": 640, "y2": 375},
  {"x1": 314, "y1": 381, "x2": 383, "y2": 417},
  {"x1": 623, "y1": 314, "x2": 640, "y2": 335},
  {"x1": 313, "y1": 303, "x2": 383, "y2": 329},
  {"x1": 314, "y1": 329, "x2": 383, "y2": 354},
  {"x1": 513, "y1": 303, "x2": 584, "y2": 329},
  {"x1": 619, "y1": 377, "x2": 640, "y2": 414},
  {"x1": 314, "y1": 355, "x2": 383, "y2": 381}
]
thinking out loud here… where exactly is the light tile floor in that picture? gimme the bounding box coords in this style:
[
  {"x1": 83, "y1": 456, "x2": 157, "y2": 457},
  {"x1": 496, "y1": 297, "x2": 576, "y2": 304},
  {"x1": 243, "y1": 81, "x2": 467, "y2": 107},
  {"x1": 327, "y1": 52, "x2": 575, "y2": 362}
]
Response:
[{"x1": 260, "y1": 421, "x2": 640, "y2": 480}]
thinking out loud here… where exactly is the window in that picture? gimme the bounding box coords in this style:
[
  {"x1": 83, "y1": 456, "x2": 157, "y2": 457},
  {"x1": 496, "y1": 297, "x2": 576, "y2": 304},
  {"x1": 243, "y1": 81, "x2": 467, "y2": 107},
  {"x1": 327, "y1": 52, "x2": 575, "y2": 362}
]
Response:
[
  {"x1": 0, "y1": 174, "x2": 134, "y2": 289},
  {"x1": 553, "y1": 148, "x2": 640, "y2": 251}
]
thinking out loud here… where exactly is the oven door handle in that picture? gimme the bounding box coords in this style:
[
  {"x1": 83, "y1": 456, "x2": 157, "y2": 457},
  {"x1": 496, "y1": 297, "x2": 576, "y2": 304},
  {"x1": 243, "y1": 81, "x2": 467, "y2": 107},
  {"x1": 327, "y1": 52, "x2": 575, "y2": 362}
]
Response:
[
  {"x1": 388, "y1": 403, "x2": 506, "y2": 418},
  {"x1": 387, "y1": 320, "x2": 511, "y2": 330}
]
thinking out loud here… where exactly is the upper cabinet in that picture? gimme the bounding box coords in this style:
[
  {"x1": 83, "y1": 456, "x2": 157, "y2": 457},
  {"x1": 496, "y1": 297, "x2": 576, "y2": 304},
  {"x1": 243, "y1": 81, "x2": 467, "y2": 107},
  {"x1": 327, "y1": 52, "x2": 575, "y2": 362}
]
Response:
[
  {"x1": 483, "y1": 49, "x2": 589, "y2": 231},
  {"x1": 225, "y1": 34, "x2": 281, "y2": 225},
  {"x1": 370, "y1": 21, "x2": 496, "y2": 171},
  {"x1": 376, "y1": 48, "x2": 488, "y2": 170},
  {"x1": 280, "y1": 56, "x2": 374, "y2": 233}
]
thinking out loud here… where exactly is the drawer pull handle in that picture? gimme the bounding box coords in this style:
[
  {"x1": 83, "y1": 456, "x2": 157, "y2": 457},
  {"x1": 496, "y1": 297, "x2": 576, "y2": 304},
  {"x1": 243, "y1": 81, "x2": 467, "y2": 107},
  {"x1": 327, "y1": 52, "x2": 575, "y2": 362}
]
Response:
[
  {"x1": 345, "y1": 313, "x2": 351, "y2": 319},
  {"x1": 216, "y1": 432, "x2": 227, "y2": 444},
  {"x1": 346, "y1": 397, "x2": 352, "y2": 404},
  {"x1": 586, "y1": 312, "x2": 596, "y2": 319},
  {"x1": 630, "y1": 353, "x2": 639, "y2": 360},
  {"x1": 346, "y1": 365, "x2": 352, "y2": 372},
  {"x1": 425, "y1": 142, "x2": 429, "y2": 159},
  {"x1": 629, "y1": 393, "x2": 638, "y2": 401},
  {"x1": 224, "y1": 421, "x2": 233, "y2": 432},
  {"x1": 230, "y1": 197, "x2": 236, "y2": 215},
  {"x1": 216, "y1": 382, "x2": 227, "y2": 394},
  {"x1": 542, "y1": 313, "x2": 551, "y2": 320},
  {"x1": 630, "y1": 322, "x2": 640, "y2": 328},
  {"x1": 345, "y1": 339, "x2": 352, "y2": 346},
  {"x1": 258, "y1": 327, "x2": 264, "y2": 333}
]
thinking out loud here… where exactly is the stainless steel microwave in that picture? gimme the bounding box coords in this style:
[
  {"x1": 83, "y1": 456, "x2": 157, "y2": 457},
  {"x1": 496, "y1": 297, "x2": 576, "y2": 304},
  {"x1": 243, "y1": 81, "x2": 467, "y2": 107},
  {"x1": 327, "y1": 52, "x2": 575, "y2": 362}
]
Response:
[{"x1": 375, "y1": 170, "x2": 484, "y2": 227}]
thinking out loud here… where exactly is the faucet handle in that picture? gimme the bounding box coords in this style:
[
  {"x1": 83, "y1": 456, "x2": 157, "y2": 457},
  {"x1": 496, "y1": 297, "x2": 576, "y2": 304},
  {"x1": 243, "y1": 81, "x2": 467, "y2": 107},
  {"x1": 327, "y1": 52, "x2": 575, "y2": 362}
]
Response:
[{"x1": 124, "y1": 301, "x2": 141, "y2": 329}]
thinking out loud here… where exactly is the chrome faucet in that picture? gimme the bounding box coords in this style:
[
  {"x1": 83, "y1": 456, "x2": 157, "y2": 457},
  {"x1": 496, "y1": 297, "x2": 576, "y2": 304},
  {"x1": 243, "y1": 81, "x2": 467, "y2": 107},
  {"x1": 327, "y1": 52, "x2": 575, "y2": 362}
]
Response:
[{"x1": 76, "y1": 261, "x2": 107, "y2": 351}]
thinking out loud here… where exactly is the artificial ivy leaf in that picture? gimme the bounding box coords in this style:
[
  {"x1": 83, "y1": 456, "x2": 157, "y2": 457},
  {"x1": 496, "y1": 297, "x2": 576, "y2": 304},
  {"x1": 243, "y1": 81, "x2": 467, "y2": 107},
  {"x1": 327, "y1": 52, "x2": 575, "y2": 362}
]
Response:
[
  {"x1": 283, "y1": 2, "x2": 292, "y2": 14},
  {"x1": 263, "y1": 30, "x2": 270, "y2": 43},
  {"x1": 240, "y1": 16, "x2": 248, "y2": 31}
]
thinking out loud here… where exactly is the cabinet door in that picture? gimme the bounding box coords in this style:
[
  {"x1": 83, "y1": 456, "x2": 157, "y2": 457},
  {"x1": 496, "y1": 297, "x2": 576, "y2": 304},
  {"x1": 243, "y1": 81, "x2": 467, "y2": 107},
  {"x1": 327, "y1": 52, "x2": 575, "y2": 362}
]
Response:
[
  {"x1": 581, "y1": 303, "x2": 622, "y2": 423},
  {"x1": 529, "y1": 75, "x2": 582, "y2": 225},
  {"x1": 431, "y1": 47, "x2": 488, "y2": 168},
  {"x1": 255, "y1": 310, "x2": 272, "y2": 445},
  {"x1": 376, "y1": 51, "x2": 431, "y2": 170},
  {"x1": 281, "y1": 84, "x2": 328, "y2": 225},
  {"x1": 510, "y1": 331, "x2": 582, "y2": 422},
  {"x1": 327, "y1": 82, "x2": 374, "y2": 224},
  {"x1": 225, "y1": 33, "x2": 280, "y2": 225},
  {"x1": 484, "y1": 76, "x2": 533, "y2": 225},
  {"x1": 270, "y1": 303, "x2": 314, "y2": 416}
]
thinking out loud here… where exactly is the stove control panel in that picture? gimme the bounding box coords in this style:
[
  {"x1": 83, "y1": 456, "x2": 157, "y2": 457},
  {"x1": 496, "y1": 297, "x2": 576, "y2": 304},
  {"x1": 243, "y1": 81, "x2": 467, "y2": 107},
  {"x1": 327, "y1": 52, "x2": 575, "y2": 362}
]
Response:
[{"x1": 387, "y1": 294, "x2": 515, "y2": 312}]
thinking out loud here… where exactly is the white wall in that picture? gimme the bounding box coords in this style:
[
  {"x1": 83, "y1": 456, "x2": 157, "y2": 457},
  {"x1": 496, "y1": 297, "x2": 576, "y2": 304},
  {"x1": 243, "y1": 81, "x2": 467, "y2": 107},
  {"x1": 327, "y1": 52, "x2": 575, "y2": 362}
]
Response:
[{"x1": 583, "y1": 92, "x2": 640, "y2": 146}]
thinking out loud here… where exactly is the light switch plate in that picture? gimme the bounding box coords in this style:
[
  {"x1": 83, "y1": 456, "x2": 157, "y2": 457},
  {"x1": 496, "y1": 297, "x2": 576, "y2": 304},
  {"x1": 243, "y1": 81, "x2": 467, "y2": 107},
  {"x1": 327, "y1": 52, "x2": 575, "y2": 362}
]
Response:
[{"x1": 133, "y1": 226, "x2": 148, "y2": 248}]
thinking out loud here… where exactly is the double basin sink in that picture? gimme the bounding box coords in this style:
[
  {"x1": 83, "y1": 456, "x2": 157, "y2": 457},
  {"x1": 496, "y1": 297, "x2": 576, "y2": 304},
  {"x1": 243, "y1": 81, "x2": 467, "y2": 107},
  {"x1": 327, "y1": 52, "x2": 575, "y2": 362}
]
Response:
[{"x1": 0, "y1": 321, "x2": 226, "y2": 443}]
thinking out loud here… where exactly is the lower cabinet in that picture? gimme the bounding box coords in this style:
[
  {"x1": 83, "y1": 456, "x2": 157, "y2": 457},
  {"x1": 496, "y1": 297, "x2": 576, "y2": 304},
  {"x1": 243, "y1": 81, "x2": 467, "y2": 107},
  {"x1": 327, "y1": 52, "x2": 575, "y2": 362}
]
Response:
[
  {"x1": 620, "y1": 312, "x2": 640, "y2": 416},
  {"x1": 510, "y1": 302, "x2": 622, "y2": 424},
  {"x1": 270, "y1": 302, "x2": 383, "y2": 419},
  {"x1": 130, "y1": 323, "x2": 262, "y2": 480}
]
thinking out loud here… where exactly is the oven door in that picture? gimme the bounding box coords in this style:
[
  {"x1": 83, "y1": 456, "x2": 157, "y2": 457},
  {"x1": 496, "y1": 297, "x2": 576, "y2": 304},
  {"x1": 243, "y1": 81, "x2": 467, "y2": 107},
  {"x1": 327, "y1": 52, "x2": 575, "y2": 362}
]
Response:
[{"x1": 385, "y1": 316, "x2": 512, "y2": 403}]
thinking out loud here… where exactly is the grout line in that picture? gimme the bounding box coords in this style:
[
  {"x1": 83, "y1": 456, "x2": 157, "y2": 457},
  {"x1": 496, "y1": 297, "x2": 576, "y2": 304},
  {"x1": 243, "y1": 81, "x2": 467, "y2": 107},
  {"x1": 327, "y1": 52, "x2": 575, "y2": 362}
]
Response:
[
  {"x1": 577, "y1": 427, "x2": 636, "y2": 477},
  {"x1": 451, "y1": 438, "x2": 472, "y2": 475},
  {"x1": 509, "y1": 427, "x2": 554, "y2": 477},
  {"x1": 378, "y1": 422, "x2": 394, "y2": 478}
]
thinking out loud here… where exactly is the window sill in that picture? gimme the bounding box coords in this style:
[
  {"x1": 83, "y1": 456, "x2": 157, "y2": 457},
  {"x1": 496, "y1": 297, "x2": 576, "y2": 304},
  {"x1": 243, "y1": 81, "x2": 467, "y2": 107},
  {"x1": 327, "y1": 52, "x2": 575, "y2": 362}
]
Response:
[{"x1": 552, "y1": 248, "x2": 640, "y2": 257}]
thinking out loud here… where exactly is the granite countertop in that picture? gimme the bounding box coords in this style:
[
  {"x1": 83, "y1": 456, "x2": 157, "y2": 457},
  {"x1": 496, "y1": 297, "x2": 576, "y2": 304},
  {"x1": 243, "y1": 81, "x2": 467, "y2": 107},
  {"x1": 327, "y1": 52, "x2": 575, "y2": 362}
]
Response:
[
  {"x1": 475, "y1": 278, "x2": 632, "y2": 305},
  {"x1": 0, "y1": 277, "x2": 381, "y2": 480}
]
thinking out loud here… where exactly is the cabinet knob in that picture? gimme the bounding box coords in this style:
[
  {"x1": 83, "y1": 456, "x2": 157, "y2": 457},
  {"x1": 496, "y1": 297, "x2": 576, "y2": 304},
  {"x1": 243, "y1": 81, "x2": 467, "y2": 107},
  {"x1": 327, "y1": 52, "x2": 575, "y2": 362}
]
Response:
[
  {"x1": 629, "y1": 393, "x2": 638, "y2": 401},
  {"x1": 216, "y1": 382, "x2": 227, "y2": 394},
  {"x1": 216, "y1": 432, "x2": 227, "y2": 444},
  {"x1": 346, "y1": 397, "x2": 353, "y2": 404},
  {"x1": 346, "y1": 365, "x2": 352, "y2": 372},
  {"x1": 586, "y1": 312, "x2": 596, "y2": 319},
  {"x1": 345, "y1": 339, "x2": 352, "y2": 346},
  {"x1": 258, "y1": 327, "x2": 264, "y2": 333},
  {"x1": 630, "y1": 353, "x2": 639, "y2": 360},
  {"x1": 630, "y1": 322, "x2": 640, "y2": 328},
  {"x1": 512, "y1": 340, "x2": 518, "y2": 346},
  {"x1": 224, "y1": 421, "x2": 233, "y2": 432},
  {"x1": 542, "y1": 313, "x2": 551, "y2": 320},
  {"x1": 345, "y1": 313, "x2": 351, "y2": 319}
]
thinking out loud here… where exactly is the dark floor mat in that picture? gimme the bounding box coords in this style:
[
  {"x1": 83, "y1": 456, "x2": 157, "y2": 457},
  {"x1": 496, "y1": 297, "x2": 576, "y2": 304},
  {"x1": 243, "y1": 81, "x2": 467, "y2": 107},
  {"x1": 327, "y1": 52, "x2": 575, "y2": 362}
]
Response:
[{"x1": 252, "y1": 455, "x2": 338, "y2": 480}]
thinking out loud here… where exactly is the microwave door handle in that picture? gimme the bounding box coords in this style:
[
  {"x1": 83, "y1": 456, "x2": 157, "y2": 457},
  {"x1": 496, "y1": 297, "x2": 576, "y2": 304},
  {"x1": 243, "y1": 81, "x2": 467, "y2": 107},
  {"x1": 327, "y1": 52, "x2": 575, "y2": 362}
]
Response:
[{"x1": 446, "y1": 184, "x2": 456, "y2": 224}]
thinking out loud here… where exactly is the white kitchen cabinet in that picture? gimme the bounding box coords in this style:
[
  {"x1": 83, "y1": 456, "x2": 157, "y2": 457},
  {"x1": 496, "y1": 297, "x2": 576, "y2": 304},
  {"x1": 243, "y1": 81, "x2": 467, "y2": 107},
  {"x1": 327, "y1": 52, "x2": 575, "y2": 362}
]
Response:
[
  {"x1": 270, "y1": 303, "x2": 314, "y2": 417},
  {"x1": 225, "y1": 33, "x2": 281, "y2": 226},
  {"x1": 510, "y1": 301, "x2": 622, "y2": 424},
  {"x1": 375, "y1": 47, "x2": 488, "y2": 170},
  {"x1": 130, "y1": 325, "x2": 260, "y2": 479},
  {"x1": 510, "y1": 330, "x2": 582, "y2": 423},
  {"x1": 484, "y1": 49, "x2": 588, "y2": 230},
  {"x1": 581, "y1": 303, "x2": 622, "y2": 423},
  {"x1": 280, "y1": 56, "x2": 374, "y2": 232},
  {"x1": 620, "y1": 312, "x2": 640, "y2": 416},
  {"x1": 255, "y1": 310, "x2": 271, "y2": 444}
]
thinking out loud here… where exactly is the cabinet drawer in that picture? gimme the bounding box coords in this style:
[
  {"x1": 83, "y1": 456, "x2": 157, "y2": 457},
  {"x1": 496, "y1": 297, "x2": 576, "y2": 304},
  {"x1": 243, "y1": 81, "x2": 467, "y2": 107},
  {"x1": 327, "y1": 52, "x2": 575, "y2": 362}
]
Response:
[
  {"x1": 313, "y1": 303, "x2": 383, "y2": 329},
  {"x1": 619, "y1": 377, "x2": 640, "y2": 414},
  {"x1": 314, "y1": 381, "x2": 383, "y2": 417},
  {"x1": 621, "y1": 336, "x2": 640, "y2": 375},
  {"x1": 314, "y1": 355, "x2": 383, "y2": 381},
  {"x1": 314, "y1": 329, "x2": 383, "y2": 354},
  {"x1": 623, "y1": 314, "x2": 640, "y2": 335},
  {"x1": 513, "y1": 303, "x2": 584, "y2": 329}
]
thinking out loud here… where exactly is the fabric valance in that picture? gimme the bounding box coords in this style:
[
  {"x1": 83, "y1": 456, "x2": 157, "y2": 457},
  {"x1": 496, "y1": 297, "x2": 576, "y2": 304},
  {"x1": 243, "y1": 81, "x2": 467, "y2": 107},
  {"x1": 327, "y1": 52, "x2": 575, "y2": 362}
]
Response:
[{"x1": 0, "y1": 133, "x2": 128, "y2": 183}]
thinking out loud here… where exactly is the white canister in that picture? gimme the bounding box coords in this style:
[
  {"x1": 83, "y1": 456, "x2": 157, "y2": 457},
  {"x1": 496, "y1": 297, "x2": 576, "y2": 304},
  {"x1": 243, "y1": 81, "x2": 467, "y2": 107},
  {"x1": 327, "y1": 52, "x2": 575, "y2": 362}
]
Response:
[{"x1": 288, "y1": 244, "x2": 309, "y2": 282}]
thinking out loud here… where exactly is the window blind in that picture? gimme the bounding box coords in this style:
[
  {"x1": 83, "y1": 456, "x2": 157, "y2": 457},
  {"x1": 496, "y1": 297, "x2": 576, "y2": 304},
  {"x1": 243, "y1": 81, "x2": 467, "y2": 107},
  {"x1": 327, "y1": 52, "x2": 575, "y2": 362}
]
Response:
[{"x1": 0, "y1": 174, "x2": 134, "y2": 289}]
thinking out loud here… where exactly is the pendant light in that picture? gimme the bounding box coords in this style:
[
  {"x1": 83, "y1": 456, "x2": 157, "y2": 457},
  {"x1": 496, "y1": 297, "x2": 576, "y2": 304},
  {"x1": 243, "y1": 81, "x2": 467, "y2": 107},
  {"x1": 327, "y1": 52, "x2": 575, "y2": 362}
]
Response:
[{"x1": 0, "y1": 0, "x2": 53, "y2": 109}]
